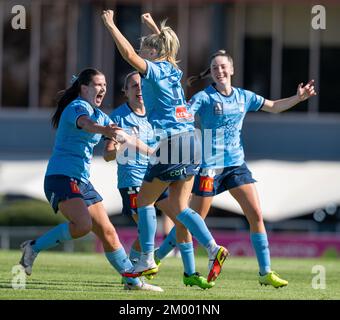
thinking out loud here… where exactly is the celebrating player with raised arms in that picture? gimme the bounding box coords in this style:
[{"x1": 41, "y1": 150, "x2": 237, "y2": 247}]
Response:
[
  {"x1": 187, "y1": 50, "x2": 316, "y2": 288},
  {"x1": 102, "y1": 10, "x2": 228, "y2": 287}
]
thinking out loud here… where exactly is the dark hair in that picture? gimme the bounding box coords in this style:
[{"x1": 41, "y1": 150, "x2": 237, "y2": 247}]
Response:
[
  {"x1": 186, "y1": 50, "x2": 233, "y2": 87},
  {"x1": 51, "y1": 68, "x2": 103, "y2": 128}
]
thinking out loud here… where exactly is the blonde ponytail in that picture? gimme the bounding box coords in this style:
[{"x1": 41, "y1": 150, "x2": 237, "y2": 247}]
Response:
[{"x1": 140, "y1": 20, "x2": 180, "y2": 68}]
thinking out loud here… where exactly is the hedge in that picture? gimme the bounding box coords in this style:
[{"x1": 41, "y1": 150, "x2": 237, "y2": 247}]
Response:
[{"x1": 0, "y1": 199, "x2": 66, "y2": 226}]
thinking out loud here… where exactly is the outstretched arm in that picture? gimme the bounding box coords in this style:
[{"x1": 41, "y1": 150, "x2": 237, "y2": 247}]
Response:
[
  {"x1": 141, "y1": 13, "x2": 160, "y2": 34},
  {"x1": 261, "y1": 80, "x2": 317, "y2": 113},
  {"x1": 101, "y1": 10, "x2": 147, "y2": 74}
]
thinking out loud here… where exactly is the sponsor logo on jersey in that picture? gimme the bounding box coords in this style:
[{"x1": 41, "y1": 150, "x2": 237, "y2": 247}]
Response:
[
  {"x1": 175, "y1": 106, "x2": 193, "y2": 122},
  {"x1": 214, "y1": 102, "x2": 223, "y2": 115}
]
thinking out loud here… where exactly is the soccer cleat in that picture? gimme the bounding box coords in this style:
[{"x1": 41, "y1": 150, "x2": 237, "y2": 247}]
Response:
[
  {"x1": 121, "y1": 259, "x2": 158, "y2": 278},
  {"x1": 207, "y1": 246, "x2": 229, "y2": 283},
  {"x1": 154, "y1": 249, "x2": 162, "y2": 267},
  {"x1": 144, "y1": 251, "x2": 162, "y2": 280},
  {"x1": 183, "y1": 272, "x2": 215, "y2": 290},
  {"x1": 122, "y1": 267, "x2": 158, "y2": 278},
  {"x1": 19, "y1": 240, "x2": 38, "y2": 276},
  {"x1": 259, "y1": 271, "x2": 288, "y2": 288},
  {"x1": 124, "y1": 280, "x2": 164, "y2": 292}
]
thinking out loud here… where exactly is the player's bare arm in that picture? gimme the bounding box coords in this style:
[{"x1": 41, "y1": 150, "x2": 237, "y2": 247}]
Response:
[
  {"x1": 101, "y1": 10, "x2": 147, "y2": 74},
  {"x1": 141, "y1": 13, "x2": 161, "y2": 34},
  {"x1": 262, "y1": 79, "x2": 316, "y2": 113}
]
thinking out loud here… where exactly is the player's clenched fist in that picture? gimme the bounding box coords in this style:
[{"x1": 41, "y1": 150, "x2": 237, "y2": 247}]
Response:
[{"x1": 101, "y1": 10, "x2": 114, "y2": 28}]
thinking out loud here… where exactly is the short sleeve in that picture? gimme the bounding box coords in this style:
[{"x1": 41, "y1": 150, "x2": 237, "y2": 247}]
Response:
[
  {"x1": 143, "y1": 60, "x2": 171, "y2": 81},
  {"x1": 244, "y1": 90, "x2": 265, "y2": 112},
  {"x1": 187, "y1": 91, "x2": 209, "y2": 116},
  {"x1": 64, "y1": 100, "x2": 91, "y2": 128}
]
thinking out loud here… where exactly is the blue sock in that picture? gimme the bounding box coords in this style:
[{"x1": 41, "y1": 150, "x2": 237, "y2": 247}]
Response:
[
  {"x1": 129, "y1": 246, "x2": 141, "y2": 265},
  {"x1": 137, "y1": 205, "x2": 157, "y2": 254},
  {"x1": 178, "y1": 242, "x2": 195, "y2": 276},
  {"x1": 250, "y1": 233, "x2": 271, "y2": 275},
  {"x1": 156, "y1": 226, "x2": 176, "y2": 260},
  {"x1": 32, "y1": 222, "x2": 72, "y2": 253},
  {"x1": 105, "y1": 247, "x2": 140, "y2": 286},
  {"x1": 176, "y1": 208, "x2": 213, "y2": 247}
]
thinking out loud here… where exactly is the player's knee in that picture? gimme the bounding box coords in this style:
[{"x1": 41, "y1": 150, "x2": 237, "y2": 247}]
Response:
[{"x1": 73, "y1": 219, "x2": 92, "y2": 238}]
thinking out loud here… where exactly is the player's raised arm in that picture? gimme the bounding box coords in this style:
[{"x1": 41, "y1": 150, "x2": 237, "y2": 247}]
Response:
[
  {"x1": 261, "y1": 80, "x2": 317, "y2": 113},
  {"x1": 141, "y1": 13, "x2": 161, "y2": 34},
  {"x1": 101, "y1": 10, "x2": 147, "y2": 74}
]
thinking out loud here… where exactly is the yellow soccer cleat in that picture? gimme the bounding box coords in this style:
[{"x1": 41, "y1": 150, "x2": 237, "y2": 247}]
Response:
[
  {"x1": 207, "y1": 246, "x2": 229, "y2": 283},
  {"x1": 259, "y1": 271, "x2": 288, "y2": 288},
  {"x1": 144, "y1": 253, "x2": 162, "y2": 280}
]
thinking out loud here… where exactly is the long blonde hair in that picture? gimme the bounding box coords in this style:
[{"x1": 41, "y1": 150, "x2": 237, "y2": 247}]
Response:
[{"x1": 140, "y1": 20, "x2": 180, "y2": 68}]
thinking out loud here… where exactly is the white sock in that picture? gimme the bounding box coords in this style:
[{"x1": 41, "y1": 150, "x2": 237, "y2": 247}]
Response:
[{"x1": 206, "y1": 240, "x2": 219, "y2": 259}]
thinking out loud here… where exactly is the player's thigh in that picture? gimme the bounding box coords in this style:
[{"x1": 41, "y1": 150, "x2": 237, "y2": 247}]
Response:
[
  {"x1": 59, "y1": 198, "x2": 91, "y2": 226},
  {"x1": 229, "y1": 183, "x2": 262, "y2": 216},
  {"x1": 88, "y1": 201, "x2": 120, "y2": 244},
  {"x1": 167, "y1": 176, "x2": 195, "y2": 214},
  {"x1": 137, "y1": 178, "x2": 169, "y2": 207}
]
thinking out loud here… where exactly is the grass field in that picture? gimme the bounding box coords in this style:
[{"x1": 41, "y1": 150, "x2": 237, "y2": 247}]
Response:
[{"x1": 0, "y1": 250, "x2": 339, "y2": 300}]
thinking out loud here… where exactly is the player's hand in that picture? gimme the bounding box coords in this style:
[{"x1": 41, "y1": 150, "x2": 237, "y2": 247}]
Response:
[
  {"x1": 104, "y1": 124, "x2": 123, "y2": 140},
  {"x1": 101, "y1": 10, "x2": 115, "y2": 28},
  {"x1": 141, "y1": 13, "x2": 160, "y2": 34},
  {"x1": 297, "y1": 80, "x2": 317, "y2": 101},
  {"x1": 141, "y1": 13, "x2": 152, "y2": 24}
]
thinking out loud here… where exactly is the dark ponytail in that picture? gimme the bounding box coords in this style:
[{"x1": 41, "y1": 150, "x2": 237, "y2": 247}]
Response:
[
  {"x1": 186, "y1": 50, "x2": 233, "y2": 87},
  {"x1": 52, "y1": 68, "x2": 103, "y2": 128}
]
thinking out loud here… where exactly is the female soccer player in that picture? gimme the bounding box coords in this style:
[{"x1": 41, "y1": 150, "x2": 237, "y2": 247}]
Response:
[
  {"x1": 187, "y1": 50, "x2": 316, "y2": 288},
  {"x1": 103, "y1": 71, "x2": 175, "y2": 268},
  {"x1": 104, "y1": 71, "x2": 211, "y2": 290},
  {"x1": 19, "y1": 68, "x2": 162, "y2": 291},
  {"x1": 102, "y1": 11, "x2": 227, "y2": 286}
]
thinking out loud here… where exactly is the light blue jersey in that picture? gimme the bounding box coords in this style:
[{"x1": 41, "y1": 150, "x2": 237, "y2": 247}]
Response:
[
  {"x1": 142, "y1": 60, "x2": 194, "y2": 140},
  {"x1": 188, "y1": 85, "x2": 264, "y2": 168},
  {"x1": 46, "y1": 97, "x2": 112, "y2": 182},
  {"x1": 110, "y1": 103, "x2": 154, "y2": 188}
]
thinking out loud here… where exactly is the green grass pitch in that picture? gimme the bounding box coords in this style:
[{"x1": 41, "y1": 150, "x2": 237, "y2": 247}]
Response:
[{"x1": 0, "y1": 250, "x2": 339, "y2": 300}]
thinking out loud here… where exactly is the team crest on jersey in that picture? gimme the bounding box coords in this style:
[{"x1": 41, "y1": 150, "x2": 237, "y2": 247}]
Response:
[{"x1": 214, "y1": 102, "x2": 223, "y2": 115}]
